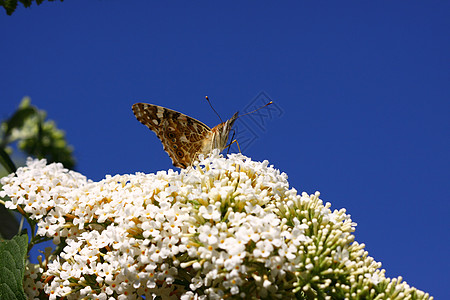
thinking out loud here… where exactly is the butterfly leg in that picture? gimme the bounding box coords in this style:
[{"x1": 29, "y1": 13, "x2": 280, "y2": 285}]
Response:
[
  {"x1": 192, "y1": 148, "x2": 205, "y2": 167},
  {"x1": 225, "y1": 130, "x2": 241, "y2": 154},
  {"x1": 226, "y1": 139, "x2": 241, "y2": 154}
]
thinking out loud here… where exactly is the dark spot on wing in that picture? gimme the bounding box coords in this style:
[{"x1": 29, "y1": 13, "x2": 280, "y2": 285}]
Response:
[
  {"x1": 172, "y1": 112, "x2": 181, "y2": 120},
  {"x1": 163, "y1": 110, "x2": 170, "y2": 119}
]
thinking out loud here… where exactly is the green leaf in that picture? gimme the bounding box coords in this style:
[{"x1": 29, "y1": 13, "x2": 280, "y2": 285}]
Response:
[
  {"x1": 0, "y1": 234, "x2": 28, "y2": 300},
  {"x1": 1, "y1": 0, "x2": 64, "y2": 15},
  {"x1": 18, "y1": 0, "x2": 32, "y2": 8},
  {"x1": 0, "y1": 97, "x2": 37, "y2": 148},
  {"x1": 2, "y1": 97, "x2": 76, "y2": 170},
  {"x1": 1, "y1": 107, "x2": 36, "y2": 145},
  {"x1": 0, "y1": 205, "x2": 20, "y2": 240},
  {"x1": 0, "y1": 148, "x2": 16, "y2": 174},
  {"x1": 0, "y1": 0, "x2": 18, "y2": 16}
]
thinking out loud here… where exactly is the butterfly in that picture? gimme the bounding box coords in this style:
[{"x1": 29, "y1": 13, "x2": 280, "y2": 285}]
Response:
[{"x1": 132, "y1": 103, "x2": 238, "y2": 168}]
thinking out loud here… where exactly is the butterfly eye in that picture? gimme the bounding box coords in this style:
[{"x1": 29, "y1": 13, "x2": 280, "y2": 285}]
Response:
[
  {"x1": 176, "y1": 150, "x2": 184, "y2": 158},
  {"x1": 173, "y1": 145, "x2": 178, "y2": 149},
  {"x1": 168, "y1": 132, "x2": 176, "y2": 139}
]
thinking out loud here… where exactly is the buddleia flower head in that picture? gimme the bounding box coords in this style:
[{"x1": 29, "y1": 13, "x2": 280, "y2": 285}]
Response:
[{"x1": 0, "y1": 150, "x2": 432, "y2": 299}]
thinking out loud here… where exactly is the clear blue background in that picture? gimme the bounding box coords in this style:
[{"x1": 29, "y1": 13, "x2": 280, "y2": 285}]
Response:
[{"x1": 1, "y1": 1, "x2": 448, "y2": 298}]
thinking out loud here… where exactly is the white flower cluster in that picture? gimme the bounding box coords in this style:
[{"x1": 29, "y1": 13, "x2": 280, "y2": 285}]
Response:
[{"x1": 1, "y1": 151, "x2": 432, "y2": 299}]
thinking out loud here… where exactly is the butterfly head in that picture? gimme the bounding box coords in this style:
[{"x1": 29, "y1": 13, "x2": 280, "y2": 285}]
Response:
[{"x1": 211, "y1": 111, "x2": 239, "y2": 151}]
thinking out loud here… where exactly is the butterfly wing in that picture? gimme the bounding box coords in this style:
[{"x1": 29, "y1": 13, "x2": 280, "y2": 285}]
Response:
[{"x1": 132, "y1": 103, "x2": 212, "y2": 168}]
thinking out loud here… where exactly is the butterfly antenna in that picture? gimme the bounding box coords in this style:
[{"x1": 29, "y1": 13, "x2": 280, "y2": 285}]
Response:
[
  {"x1": 205, "y1": 96, "x2": 223, "y2": 123},
  {"x1": 237, "y1": 101, "x2": 273, "y2": 119}
]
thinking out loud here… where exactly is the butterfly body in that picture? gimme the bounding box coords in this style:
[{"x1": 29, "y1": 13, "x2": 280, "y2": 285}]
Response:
[{"x1": 132, "y1": 103, "x2": 238, "y2": 168}]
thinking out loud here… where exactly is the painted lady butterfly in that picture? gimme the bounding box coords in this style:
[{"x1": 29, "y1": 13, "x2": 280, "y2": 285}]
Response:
[{"x1": 132, "y1": 103, "x2": 238, "y2": 168}]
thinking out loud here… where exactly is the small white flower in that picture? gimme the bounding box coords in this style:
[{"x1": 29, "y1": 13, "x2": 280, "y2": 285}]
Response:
[
  {"x1": 199, "y1": 204, "x2": 221, "y2": 221},
  {"x1": 365, "y1": 271, "x2": 381, "y2": 285}
]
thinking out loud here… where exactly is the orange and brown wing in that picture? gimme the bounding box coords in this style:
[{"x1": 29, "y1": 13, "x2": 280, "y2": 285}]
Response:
[{"x1": 132, "y1": 103, "x2": 212, "y2": 168}]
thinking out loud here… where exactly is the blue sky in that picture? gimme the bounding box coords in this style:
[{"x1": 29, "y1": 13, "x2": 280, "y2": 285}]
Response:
[{"x1": 1, "y1": 1, "x2": 449, "y2": 298}]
